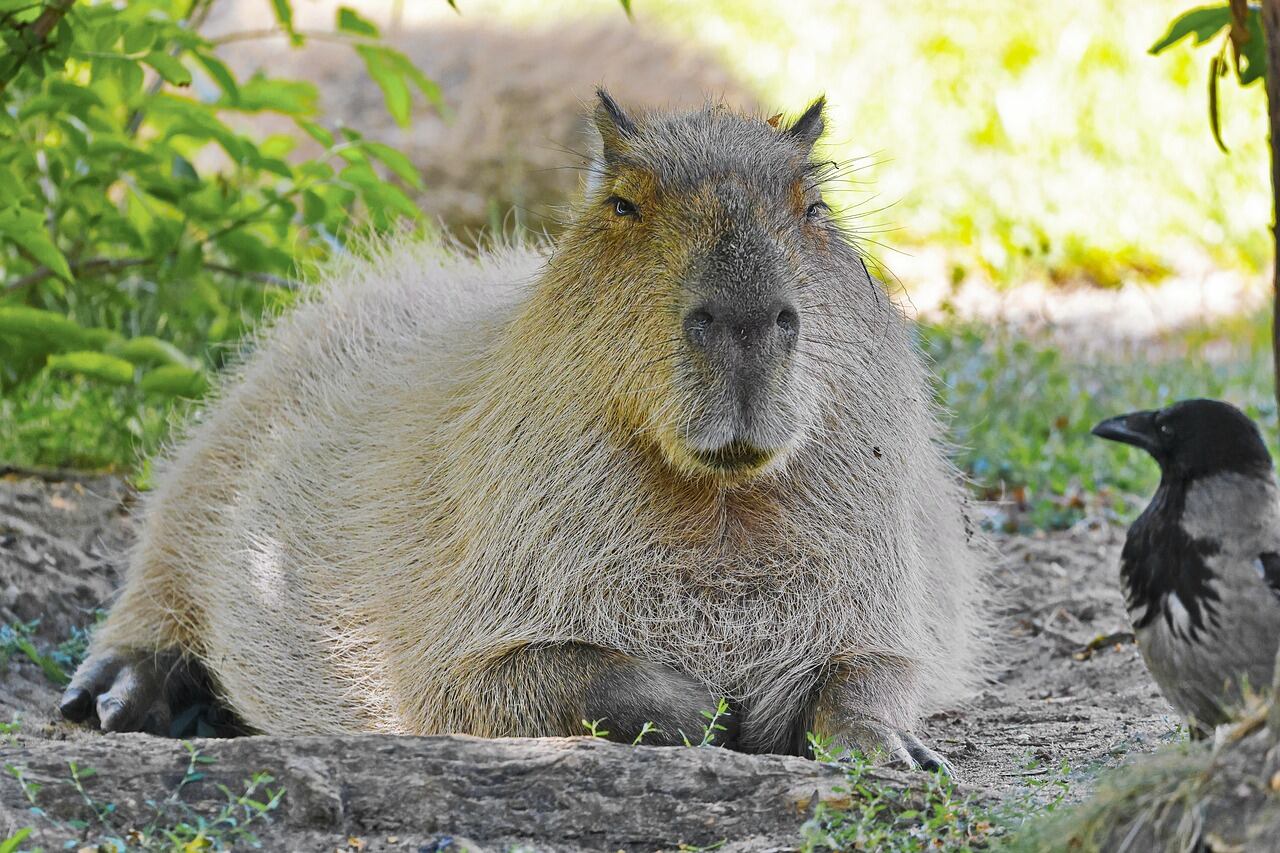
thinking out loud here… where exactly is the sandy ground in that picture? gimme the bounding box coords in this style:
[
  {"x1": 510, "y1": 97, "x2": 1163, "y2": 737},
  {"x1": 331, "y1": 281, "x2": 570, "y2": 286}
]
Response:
[{"x1": 0, "y1": 470, "x2": 1178, "y2": 811}]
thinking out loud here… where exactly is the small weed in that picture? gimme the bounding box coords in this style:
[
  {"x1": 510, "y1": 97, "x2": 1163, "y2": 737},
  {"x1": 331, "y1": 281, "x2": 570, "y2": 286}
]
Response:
[
  {"x1": 632, "y1": 721, "x2": 661, "y2": 745},
  {"x1": 0, "y1": 718, "x2": 19, "y2": 746},
  {"x1": 0, "y1": 621, "x2": 70, "y2": 686},
  {"x1": 6, "y1": 742, "x2": 284, "y2": 851},
  {"x1": 798, "y1": 734, "x2": 1074, "y2": 851},
  {"x1": 681, "y1": 698, "x2": 732, "y2": 747},
  {"x1": 0, "y1": 616, "x2": 100, "y2": 687},
  {"x1": 581, "y1": 718, "x2": 610, "y2": 739}
]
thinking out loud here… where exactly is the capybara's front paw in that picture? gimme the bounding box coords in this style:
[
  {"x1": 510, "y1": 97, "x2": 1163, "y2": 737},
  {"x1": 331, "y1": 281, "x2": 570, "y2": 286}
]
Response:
[
  {"x1": 841, "y1": 720, "x2": 954, "y2": 776},
  {"x1": 60, "y1": 649, "x2": 180, "y2": 735}
]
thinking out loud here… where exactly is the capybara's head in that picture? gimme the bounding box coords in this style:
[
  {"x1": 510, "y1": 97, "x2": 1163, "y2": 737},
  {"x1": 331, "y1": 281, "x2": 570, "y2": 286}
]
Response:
[{"x1": 544, "y1": 90, "x2": 881, "y2": 484}]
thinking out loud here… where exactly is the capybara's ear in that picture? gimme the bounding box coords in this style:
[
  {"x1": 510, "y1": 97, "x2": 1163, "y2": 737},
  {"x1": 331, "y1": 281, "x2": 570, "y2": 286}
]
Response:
[
  {"x1": 785, "y1": 97, "x2": 826, "y2": 152},
  {"x1": 593, "y1": 88, "x2": 638, "y2": 164}
]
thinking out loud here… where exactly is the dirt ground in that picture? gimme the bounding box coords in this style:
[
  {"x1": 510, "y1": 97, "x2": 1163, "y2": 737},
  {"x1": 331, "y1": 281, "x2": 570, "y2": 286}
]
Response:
[{"x1": 0, "y1": 470, "x2": 1179, "y2": 813}]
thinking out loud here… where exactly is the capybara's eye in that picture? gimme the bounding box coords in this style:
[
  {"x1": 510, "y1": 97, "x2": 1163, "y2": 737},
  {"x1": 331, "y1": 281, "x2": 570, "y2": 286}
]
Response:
[
  {"x1": 805, "y1": 201, "x2": 830, "y2": 221},
  {"x1": 609, "y1": 196, "x2": 639, "y2": 218}
]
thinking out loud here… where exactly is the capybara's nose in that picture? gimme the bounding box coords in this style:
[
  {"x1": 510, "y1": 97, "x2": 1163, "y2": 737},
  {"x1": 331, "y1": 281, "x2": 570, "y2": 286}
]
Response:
[{"x1": 683, "y1": 299, "x2": 799, "y2": 355}]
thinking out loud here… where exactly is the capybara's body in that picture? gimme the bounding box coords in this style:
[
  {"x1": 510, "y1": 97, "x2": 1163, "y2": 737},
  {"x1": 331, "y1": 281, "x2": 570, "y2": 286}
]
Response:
[{"x1": 64, "y1": 95, "x2": 986, "y2": 765}]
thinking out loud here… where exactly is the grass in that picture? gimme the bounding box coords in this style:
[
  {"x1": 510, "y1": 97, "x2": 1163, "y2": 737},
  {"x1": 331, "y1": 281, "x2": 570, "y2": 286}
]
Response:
[
  {"x1": 1002, "y1": 740, "x2": 1214, "y2": 852},
  {"x1": 925, "y1": 310, "x2": 1277, "y2": 530},
  {"x1": 798, "y1": 737, "x2": 1075, "y2": 851}
]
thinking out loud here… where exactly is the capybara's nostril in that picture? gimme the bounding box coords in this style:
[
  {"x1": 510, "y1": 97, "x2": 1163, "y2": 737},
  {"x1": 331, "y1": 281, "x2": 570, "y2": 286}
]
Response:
[
  {"x1": 683, "y1": 306, "x2": 716, "y2": 349},
  {"x1": 775, "y1": 306, "x2": 799, "y2": 346}
]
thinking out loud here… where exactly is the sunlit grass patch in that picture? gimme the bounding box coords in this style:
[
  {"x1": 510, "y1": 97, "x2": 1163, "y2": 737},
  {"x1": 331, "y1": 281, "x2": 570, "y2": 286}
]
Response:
[{"x1": 925, "y1": 310, "x2": 1276, "y2": 530}]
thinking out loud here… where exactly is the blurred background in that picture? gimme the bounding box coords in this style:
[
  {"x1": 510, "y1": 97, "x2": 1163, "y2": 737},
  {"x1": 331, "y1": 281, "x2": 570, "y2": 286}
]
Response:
[{"x1": 2, "y1": 0, "x2": 1275, "y2": 530}]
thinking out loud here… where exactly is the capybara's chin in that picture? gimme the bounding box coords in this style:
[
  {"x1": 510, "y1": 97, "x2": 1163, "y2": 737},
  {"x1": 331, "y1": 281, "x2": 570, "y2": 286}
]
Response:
[{"x1": 661, "y1": 436, "x2": 790, "y2": 483}]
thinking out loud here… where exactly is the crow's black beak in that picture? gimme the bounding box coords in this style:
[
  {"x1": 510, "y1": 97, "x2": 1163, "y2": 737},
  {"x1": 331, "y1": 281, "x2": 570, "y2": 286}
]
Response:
[{"x1": 1091, "y1": 411, "x2": 1159, "y2": 455}]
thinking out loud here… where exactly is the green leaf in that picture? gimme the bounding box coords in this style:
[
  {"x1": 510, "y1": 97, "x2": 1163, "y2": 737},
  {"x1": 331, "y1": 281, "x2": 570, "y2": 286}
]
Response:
[
  {"x1": 298, "y1": 120, "x2": 334, "y2": 147},
  {"x1": 302, "y1": 189, "x2": 327, "y2": 225},
  {"x1": 362, "y1": 141, "x2": 424, "y2": 189},
  {"x1": 122, "y1": 21, "x2": 157, "y2": 55},
  {"x1": 106, "y1": 336, "x2": 198, "y2": 370},
  {"x1": 386, "y1": 47, "x2": 446, "y2": 112},
  {"x1": 172, "y1": 154, "x2": 199, "y2": 182},
  {"x1": 14, "y1": 635, "x2": 69, "y2": 685},
  {"x1": 342, "y1": 163, "x2": 422, "y2": 220},
  {"x1": 0, "y1": 306, "x2": 119, "y2": 351},
  {"x1": 140, "y1": 365, "x2": 209, "y2": 397},
  {"x1": 270, "y1": 0, "x2": 302, "y2": 44},
  {"x1": 1, "y1": 828, "x2": 32, "y2": 853},
  {"x1": 337, "y1": 6, "x2": 379, "y2": 37},
  {"x1": 357, "y1": 45, "x2": 412, "y2": 126},
  {"x1": 0, "y1": 205, "x2": 72, "y2": 281},
  {"x1": 1209, "y1": 51, "x2": 1228, "y2": 152},
  {"x1": 47, "y1": 351, "x2": 136, "y2": 385},
  {"x1": 1236, "y1": 8, "x2": 1266, "y2": 85},
  {"x1": 195, "y1": 51, "x2": 240, "y2": 100},
  {"x1": 618, "y1": 0, "x2": 632, "y2": 18},
  {"x1": 143, "y1": 51, "x2": 193, "y2": 86},
  {"x1": 230, "y1": 76, "x2": 318, "y2": 115},
  {"x1": 1150, "y1": 6, "x2": 1231, "y2": 54}
]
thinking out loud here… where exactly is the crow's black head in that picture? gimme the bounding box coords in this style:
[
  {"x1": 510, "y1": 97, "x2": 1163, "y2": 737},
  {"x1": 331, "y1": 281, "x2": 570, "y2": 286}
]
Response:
[{"x1": 1092, "y1": 398, "x2": 1272, "y2": 481}]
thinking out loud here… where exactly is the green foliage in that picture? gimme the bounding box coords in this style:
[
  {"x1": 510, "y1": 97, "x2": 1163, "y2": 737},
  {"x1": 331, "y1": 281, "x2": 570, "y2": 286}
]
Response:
[
  {"x1": 0, "y1": 617, "x2": 95, "y2": 685},
  {"x1": 925, "y1": 311, "x2": 1276, "y2": 531},
  {"x1": 0, "y1": 0, "x2": 440, "y2": 469},
  {"x1": 0, "y1": 620, "x2": 70, "y2": 685},
  {"x1": 1, "y1": 373, "x2": 174, "y2": 470},
  {"x1": 1150, "y1": 3, "x2": 1266, "y2": 151},
  {"x1": 800, "y1": 740, "x2": 1075, "y2": 851},
  {"x1": 799, "y1": 739, "x2": 997, "y2": 852}
]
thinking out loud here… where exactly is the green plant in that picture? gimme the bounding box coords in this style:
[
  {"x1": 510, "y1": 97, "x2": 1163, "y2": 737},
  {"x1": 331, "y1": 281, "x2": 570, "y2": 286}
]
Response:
[
  {"x1": 0, "y1": 620, "x2": 71, "y2": 685},
  {"x1": 1150, "y1": 2, "x2": 1266, "y2": 151},
  {"x1": 0, "y1": 718, "x2": 19, "y2": 745},
  {"x1": 0, "y1": 0, "x2": 441, "y2": 470},
  {"x1": 0, "y1": 828, "x2": 31, "y2": 853},
  {"x1": 631, "y1": 720, "x2": 661, "y2": 745},
  {"x1": 680, "y1": 697, "x2": 732, "y2": 747},
  {"x1": 923, "y1": 311, "x2": 1277, "y2": 530},
  {"x1": 799, "y1": 746, "x2": 995, "y2": 852},
  {"x1": 0, "y1": 616, "x2": 97, "y2": 686},
  {"x1": 7, "y1": 743, "x2": 284, "y2": 851},
  {"x1": 581, "y1": 718, "x2": 610, "y2": 739}
]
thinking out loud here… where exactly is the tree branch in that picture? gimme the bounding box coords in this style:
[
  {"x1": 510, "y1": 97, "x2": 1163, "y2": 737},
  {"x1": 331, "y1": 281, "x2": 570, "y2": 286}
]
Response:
[{"x1": 0, "y1": 0, "x2": 75, "y2": 98}]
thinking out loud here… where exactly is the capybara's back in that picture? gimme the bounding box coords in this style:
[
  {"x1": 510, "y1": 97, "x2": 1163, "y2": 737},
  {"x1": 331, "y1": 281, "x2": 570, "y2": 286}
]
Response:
[{"x1": 63, "y1": 92, "x2": 986, "y2": 770}]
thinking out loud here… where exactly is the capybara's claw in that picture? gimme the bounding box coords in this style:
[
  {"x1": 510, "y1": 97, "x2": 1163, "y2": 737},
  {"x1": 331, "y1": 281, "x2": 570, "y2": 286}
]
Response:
[
  {"x1": 58, "y1": 686, "x2": 93, "y2": 722},
  {"x1": 900, "y1": 731, "x2": 955, "y2": 776}
]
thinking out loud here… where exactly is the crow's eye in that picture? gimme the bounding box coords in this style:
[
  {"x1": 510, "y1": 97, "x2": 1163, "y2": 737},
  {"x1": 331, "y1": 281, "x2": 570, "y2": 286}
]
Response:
[
  {"x1": 609, "y1": 196, "x2": 639, "y2": 218},
  {"x1": 1160, "y1": 423, "x2": 1174, "y2": 437},
  {"x1": 806, "y1": 201, "x2": 830, "y2": 221}
]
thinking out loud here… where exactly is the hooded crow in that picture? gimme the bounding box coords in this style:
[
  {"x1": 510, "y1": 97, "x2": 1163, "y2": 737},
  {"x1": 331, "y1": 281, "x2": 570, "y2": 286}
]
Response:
[{"x1": 1092, "y1": 398, "x2": 1280, "y2": 737}]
